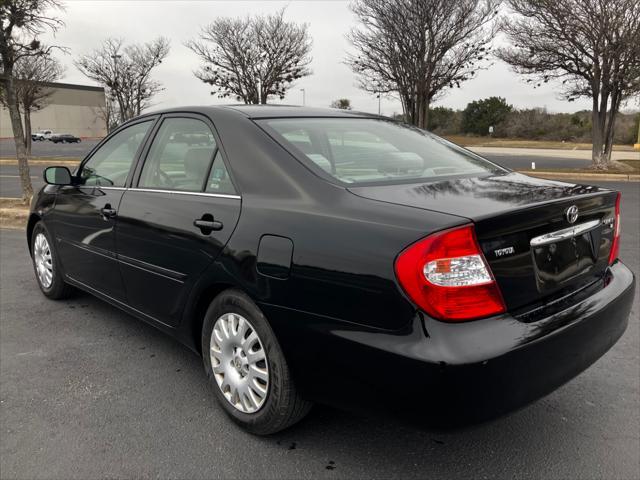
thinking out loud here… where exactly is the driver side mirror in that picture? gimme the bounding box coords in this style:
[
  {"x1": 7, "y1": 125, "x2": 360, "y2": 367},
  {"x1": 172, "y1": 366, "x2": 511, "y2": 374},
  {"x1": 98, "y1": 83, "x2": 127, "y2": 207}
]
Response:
[{"x1": 43, "y1": 166, "x2": 73, "y2": 185}]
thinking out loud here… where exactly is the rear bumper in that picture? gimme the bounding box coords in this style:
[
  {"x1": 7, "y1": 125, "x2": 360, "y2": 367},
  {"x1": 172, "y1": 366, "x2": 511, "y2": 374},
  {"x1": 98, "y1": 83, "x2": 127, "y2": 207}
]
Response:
[
  {"x1": 421, "y1": 261, "x2": 635, "y2": 424},
  {"x1": 268, "y1": 261, "x2": 635, "y2": 425}
]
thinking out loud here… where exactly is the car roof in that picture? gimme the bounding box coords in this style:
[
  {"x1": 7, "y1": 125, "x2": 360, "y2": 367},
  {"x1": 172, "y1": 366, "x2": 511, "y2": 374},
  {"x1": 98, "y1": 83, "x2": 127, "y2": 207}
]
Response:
[
  {"x1": 144, "y1": 104, "x2": 385, "y2": 120},
  {"x1": 220, "y1": 105, "x2": 382, "y2": 119}
]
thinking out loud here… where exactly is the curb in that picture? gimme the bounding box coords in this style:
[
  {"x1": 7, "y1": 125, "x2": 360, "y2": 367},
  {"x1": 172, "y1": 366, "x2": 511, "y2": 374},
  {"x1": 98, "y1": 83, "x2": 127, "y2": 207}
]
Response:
[{"x1": 518, "y1": 170, "x2": 640, "y2": 182}]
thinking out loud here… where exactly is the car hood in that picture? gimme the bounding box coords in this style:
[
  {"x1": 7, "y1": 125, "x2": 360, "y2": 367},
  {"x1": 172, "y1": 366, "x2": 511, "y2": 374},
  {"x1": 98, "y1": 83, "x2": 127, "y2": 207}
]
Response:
[{"x1": 347, "y1": 172, "x2": 609, "y2": 221}]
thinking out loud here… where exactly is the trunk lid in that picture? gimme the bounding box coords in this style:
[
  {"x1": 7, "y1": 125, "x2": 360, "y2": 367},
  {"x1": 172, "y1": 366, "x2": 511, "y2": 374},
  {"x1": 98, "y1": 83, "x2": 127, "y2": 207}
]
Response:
[{"x1": 348, "y1": 172, "x2": 618, "y2": 313}]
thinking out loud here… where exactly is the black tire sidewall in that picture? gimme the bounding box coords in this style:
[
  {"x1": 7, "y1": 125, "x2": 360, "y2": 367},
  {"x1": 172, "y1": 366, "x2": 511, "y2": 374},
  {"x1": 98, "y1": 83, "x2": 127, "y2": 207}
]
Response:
[{"x1": 201, "y1": 289, "x2": 291, "y2": 434}]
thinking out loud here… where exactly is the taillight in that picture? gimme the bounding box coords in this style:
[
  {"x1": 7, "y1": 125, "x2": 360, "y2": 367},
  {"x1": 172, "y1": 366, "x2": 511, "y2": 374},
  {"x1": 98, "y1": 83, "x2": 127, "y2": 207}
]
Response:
[
  {"x1": 394, "y1": 225, "x2": 506, "y2": 322},
  {"x1": 608, "y1": 192, "x2": 621, "y2": 265}
]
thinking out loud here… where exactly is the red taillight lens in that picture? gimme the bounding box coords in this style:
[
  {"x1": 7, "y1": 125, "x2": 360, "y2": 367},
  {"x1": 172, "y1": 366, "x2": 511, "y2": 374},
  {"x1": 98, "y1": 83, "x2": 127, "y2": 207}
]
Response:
[
  {"x1": 394, "y1": 225, "x2": 506, "y2": 322},
  {"x1": 608, "y1": 192, "x2": 621, "y2": 265}
]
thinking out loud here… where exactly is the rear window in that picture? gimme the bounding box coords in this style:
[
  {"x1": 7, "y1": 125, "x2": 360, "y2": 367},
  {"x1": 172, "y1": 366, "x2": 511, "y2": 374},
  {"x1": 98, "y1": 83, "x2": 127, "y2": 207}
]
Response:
[{"x1": 258, "y1": 118, "x2": 504, "y2": 185}]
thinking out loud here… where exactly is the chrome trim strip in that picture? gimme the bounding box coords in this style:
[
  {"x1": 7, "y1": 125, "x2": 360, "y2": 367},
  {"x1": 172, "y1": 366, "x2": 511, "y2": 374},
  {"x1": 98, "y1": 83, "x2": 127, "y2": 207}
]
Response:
[
  {"x1": 530, "y1": 219, "x2": 601, "y2": 247},
  {"x1": 128, "y1": 187, "x2": 241, "y2": 200},
  {"x1": 75, "y1": 185, "x2": 126, "y2": 191}
]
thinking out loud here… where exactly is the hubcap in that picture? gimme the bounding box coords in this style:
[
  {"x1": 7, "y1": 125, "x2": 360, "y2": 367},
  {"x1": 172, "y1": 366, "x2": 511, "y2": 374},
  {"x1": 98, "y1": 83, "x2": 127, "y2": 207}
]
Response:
[
  {"x1": 210, "y1": 313, "x2": 269, "y2": 414},
  {"x1": 33, "y1": 233, "x2": 53, "y2": 288}
]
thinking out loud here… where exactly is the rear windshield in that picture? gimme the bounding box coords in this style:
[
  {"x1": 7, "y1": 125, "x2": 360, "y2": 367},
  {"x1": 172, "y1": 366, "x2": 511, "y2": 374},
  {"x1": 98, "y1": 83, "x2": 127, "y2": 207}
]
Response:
[{"x1": 258, "y1": 118, "x2": 505, "y2": 185}]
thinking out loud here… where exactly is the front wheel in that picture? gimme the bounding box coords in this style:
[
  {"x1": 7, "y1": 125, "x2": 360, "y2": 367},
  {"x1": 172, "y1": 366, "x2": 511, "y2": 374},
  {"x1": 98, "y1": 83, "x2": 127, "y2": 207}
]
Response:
[
  {"x1": 31, "y1": 222, "x2": 74, "y2": 299},
  {"x1": 202, "y1": 289, "x2": 312, "y2": 435}
]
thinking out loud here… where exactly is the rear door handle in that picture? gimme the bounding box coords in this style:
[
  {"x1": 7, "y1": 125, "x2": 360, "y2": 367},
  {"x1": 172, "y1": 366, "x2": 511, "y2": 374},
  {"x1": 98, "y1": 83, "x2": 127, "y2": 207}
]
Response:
[
  {"x1": 194, "y1": 214, "x2": 223, "y2": 234},
  {"x1": 101, "y1": 205, "x2": 117, "y2": 220}
]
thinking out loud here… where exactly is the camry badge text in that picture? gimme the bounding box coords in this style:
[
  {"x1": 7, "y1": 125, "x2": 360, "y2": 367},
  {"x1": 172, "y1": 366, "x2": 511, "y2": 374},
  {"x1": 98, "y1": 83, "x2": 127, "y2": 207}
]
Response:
[{"x1": 494, "y1": 246, "x2": 516, "y2": 257}]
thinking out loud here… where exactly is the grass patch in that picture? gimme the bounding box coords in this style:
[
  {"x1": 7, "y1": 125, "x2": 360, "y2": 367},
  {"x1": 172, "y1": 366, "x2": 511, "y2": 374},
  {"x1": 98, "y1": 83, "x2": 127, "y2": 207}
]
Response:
[
  {"x1": 619, "y1": 159, "x2": 640, "y2": 173},
  {"x1": 0, "y1": 157, "x2": 81, "y2": 166},
  {"x1": 0, "y1": 198, "x2": 29, "y2": 230},
  {"x1": 443, "y1": 136, "x2": 635, "y2": 151}
]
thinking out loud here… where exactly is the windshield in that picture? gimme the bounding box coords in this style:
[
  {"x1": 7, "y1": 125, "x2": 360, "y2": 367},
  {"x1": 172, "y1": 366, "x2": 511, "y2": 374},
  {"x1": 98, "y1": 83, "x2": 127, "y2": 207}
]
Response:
[{"x1": 258, "y1": 118, "x2": 505, "y2": 185}]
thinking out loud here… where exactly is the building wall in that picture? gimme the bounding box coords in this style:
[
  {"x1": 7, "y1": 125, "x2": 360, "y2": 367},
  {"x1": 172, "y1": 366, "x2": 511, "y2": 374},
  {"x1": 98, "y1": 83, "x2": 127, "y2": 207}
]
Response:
[{"x1": 1, "y1": 82, "x2": 107, "y2": 139}]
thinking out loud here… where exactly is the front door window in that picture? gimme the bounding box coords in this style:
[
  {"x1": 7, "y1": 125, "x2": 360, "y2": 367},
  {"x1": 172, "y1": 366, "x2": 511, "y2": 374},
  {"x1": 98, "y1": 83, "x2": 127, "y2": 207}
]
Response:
[{"x1": 80, "y1": 121, "x2": 153, "y2": 187}]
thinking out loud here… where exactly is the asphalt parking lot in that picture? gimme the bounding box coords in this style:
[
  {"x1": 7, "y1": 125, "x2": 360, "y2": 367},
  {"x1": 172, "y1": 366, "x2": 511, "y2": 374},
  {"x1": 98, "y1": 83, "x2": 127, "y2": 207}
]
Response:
[{"x1": 0, "y1": 180, "x2": 638, "y2": 479}]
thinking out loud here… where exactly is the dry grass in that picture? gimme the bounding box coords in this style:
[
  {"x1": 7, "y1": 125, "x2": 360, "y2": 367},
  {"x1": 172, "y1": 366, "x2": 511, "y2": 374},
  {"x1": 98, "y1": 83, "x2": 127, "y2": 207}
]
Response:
[
  {"x1": 0, "y1": 198, "x2": 29, "y2": 230},
  {"x1": 443, "y1": 136, "x2": 636, "y2": 151},
  {"x1": 0, "y1": 157, "x2": 80, "y2": 166}
]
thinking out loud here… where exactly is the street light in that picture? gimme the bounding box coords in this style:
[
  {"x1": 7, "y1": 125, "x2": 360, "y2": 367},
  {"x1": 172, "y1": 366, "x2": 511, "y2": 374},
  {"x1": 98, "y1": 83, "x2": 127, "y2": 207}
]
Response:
[
  {"x1": 376, "y1": 93, "x2": 381, "y2": 115},
  {"x1": 300, "y1": 88, "x2": 305, "y2": 106}
]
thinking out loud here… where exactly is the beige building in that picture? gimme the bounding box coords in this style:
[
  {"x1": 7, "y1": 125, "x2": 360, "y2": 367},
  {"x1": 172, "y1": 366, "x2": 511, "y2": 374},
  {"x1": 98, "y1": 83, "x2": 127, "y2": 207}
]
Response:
[{"x1": 1, "y1": 81, "x2": 107, "y2": 139}]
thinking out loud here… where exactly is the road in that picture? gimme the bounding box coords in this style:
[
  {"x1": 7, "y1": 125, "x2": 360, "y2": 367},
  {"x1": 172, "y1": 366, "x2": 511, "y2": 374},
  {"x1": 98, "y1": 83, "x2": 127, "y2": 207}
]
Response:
[
  {"x1": 1, "y1": 182, "x2": 638, "y2": 479},
  {"x1": 1, "y1": 137, "x2": 638, "y2": 197},
  {"x1": 0, "y1": 138, "x2": 100, "y2": 159}
]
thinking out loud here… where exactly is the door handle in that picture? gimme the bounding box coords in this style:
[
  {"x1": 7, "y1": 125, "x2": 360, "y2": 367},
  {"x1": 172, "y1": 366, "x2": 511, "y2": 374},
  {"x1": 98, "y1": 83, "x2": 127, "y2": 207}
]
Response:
[
  {"x1": 101, "y1": 205, "x2": 117, "y2": 220},
  {"x1": 194, "y1": 214, "x2": 223, "y2": 234}
]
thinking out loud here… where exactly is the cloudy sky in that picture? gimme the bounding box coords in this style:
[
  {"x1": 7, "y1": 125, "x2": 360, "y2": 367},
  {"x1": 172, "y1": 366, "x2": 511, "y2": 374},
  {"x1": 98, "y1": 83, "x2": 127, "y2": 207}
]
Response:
[{"x1": 40, "y1": 0, "x2": 596, "y2": 115}]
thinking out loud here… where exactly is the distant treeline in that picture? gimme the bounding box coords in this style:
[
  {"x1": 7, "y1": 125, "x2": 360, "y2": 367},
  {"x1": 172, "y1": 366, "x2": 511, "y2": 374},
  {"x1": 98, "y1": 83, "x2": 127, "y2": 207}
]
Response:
[{"x1": 397, "y1": 97, "x2": 639, "y2": 144}]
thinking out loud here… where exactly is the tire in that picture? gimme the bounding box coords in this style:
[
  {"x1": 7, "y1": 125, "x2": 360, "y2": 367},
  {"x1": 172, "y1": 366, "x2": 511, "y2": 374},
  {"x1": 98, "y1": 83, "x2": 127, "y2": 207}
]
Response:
[
  {"x1": 31, "y1": 221, "x2": 74, "y2": 299},
  {"x1": 202, "y1": 289, "x2": 312, "y2": 435}
]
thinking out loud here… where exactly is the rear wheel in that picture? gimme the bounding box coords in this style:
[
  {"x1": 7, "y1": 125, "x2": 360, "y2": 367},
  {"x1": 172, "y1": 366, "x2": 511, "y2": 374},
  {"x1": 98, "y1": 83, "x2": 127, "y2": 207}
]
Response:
[
  {"x1": 31, "y1": 222, "x2": 74, "y2": 299},
  {"x1": 202, "y1": 289, "x2": 311, "y2": 435}
]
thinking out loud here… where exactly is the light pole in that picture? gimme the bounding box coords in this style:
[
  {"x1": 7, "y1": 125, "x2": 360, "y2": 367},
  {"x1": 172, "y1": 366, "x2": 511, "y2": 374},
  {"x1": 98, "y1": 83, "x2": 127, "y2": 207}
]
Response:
[
  {"x1": 300, "y1": 88, "x2": 306, "y2": 106},
  {"x1": 111, "y1": 53, "x2": 122, "y2": 68},
  {"x1": 376, "y1": 93, "x2": 381, "y2": 115},
  {"x1": 257, "y1": 78, "x2": 262, "y2": 104}
]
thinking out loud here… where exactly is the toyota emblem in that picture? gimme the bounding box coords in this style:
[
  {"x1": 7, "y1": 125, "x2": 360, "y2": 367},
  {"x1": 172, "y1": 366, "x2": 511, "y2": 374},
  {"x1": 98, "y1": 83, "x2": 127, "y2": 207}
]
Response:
[{"x1": 565, "y1": 205, "x2": 579, "y2": 224}]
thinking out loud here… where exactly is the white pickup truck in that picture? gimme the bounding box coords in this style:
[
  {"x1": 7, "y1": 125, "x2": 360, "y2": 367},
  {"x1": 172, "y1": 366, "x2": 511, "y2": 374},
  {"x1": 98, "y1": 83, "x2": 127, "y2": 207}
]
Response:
[{"x1": 32, "y1": 130, "x2": 54, "y2": 141}]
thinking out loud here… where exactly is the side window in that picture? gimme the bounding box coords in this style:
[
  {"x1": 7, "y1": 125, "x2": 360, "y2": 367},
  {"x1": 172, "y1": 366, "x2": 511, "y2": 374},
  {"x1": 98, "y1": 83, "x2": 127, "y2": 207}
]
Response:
[
  {"x1": 139, "y1": 117, "x2": 217, "y2": 192},
  {"x1": 80, "y1": 121, "x2": 152, "y2": 187},
  {"x1": 205, "y1": 151, "x2": 237, "y2": 195}
]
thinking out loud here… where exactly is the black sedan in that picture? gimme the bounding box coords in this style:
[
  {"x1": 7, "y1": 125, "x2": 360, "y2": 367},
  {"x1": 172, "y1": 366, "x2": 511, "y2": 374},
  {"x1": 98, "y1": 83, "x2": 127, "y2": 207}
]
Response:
[
  {"x1": 28, "y1": 106, "x2": 635, "y2": 435},
  {"x1": 51, "y1": 133, "x2": 81, "y2": 143}
]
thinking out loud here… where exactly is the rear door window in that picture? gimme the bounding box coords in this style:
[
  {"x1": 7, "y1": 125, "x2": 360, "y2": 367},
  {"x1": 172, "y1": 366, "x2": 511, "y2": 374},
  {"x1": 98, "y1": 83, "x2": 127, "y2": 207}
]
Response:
[
  {"x1": 205, "y1": 151, "x2": 237, "y2": 195},
  {"x1": 139, "y1": 117, "x2": 217, "y2": 192}
]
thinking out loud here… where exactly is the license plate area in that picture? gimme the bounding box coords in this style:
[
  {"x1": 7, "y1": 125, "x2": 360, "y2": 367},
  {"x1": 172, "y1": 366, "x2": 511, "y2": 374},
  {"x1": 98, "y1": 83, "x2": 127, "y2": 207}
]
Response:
[{"x1": 530, "y1": 220, "x2": 601, "y2": 292}]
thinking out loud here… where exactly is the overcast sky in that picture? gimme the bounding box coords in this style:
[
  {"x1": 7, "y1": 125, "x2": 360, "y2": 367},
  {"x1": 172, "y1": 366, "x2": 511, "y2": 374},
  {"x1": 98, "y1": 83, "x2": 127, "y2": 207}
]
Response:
[{"x1": 41, "y1": 0, "x2": 600, "y2": 115}]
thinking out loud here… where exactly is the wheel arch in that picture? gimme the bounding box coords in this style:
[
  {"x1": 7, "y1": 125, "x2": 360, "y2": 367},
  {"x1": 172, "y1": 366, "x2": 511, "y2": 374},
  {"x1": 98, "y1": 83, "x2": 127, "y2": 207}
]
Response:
[
  {"x1": 26, "y1": 213, "x2": 41, "y2": 254},
  {"x1": 184, "y1": 281, "x2": 237, "y2": 355}
]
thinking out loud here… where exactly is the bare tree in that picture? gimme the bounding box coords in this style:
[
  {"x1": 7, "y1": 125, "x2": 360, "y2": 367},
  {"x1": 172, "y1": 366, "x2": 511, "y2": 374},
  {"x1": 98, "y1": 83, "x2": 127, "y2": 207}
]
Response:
[
  {"x1": 0, "y1": 0, "x2": 64, "y2": 203},
  {"x1": 186, "y1": 9, "x2": 312, "y2": 104},
  {"x1": 75, "y1": 37, "x2": 170, "y2": 125},
  {"x1": 0, "y1": 54, "x2": 64, "y2": 154},
  {"x1": 347, "y1": 0, "x2": 499, "y2": 129},
  {"x1": 498, "y1": 0, "x2": 640, "y2": 169},
  {"x1": 94, "y1": 96, "x2": 119, "y2": 133}
]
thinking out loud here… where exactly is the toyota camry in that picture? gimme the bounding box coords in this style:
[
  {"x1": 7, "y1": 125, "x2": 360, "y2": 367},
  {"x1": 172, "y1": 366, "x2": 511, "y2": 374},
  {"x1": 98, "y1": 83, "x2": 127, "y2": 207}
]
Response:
[{"x1": 28, "y1": 106, "x2": 635, "y2": 434}]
